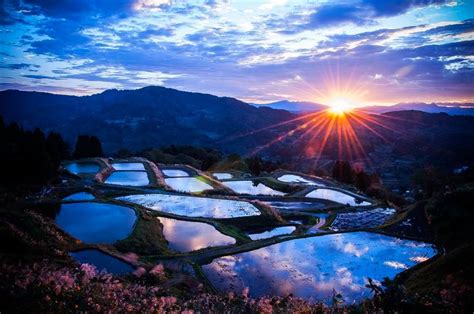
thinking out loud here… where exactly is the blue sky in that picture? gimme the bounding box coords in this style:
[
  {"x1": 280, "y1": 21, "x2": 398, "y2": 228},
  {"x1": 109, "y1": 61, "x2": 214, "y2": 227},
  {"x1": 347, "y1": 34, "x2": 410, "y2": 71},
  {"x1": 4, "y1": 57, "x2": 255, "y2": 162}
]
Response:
[{"x1": 0, "y1": 0, "x2": 473, "y2": 105}]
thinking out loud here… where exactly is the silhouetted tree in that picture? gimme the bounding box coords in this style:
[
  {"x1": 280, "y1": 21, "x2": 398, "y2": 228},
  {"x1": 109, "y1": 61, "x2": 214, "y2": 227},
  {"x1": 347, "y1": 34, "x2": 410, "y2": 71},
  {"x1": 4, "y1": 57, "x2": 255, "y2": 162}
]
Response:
[
  {"x1": 227, "y1": 153, "x2": 241, "y2": 162},
  {"x1": 354, "y1": 170, "x2": 371, "y2": 191},
  {"x1": 246, "y1": 156, "x2": 262, "y2": 176},
  {"x1": 73, "y1": 135, "x2": 103, "y2": 158},
  {"x1": 46, "y1": 132, "x2": 70, "y2": 164},
  {"x1": 0, "y1": 118, "x2": 65, "y2": 191},
  {"x1": 332, "y1": 160, "x2": 354, "y2": 184}
]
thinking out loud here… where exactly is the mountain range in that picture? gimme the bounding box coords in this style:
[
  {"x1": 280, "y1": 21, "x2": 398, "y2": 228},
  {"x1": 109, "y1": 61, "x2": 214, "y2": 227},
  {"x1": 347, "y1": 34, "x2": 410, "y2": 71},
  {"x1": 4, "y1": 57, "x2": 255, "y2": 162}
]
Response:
[
  {"x1": 1, "y1": 86, "x2": 474, "y2": 178},
  {"x1": 250, "y1": 100, "x2": 327, "y2": 113},
  {"x1": 0, "y1": 86, "x2": 293, "y2": 153},
  {"x1": 253, "y1": 100, "x2": 474, "y2": 116}
]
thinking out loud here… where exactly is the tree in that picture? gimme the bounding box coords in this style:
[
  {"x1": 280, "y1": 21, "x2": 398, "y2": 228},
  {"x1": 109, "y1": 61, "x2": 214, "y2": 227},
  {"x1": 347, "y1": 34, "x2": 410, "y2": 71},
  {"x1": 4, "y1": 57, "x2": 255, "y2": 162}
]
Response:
[
  {"x1": 46, "y1": 132, "x2": 70, "y2": 164},
  {"x1": 246, "y1": 156, "x2": 262, "y2": 176},
  {"x1": 332, "y1": 160, "x2": 354, "y2": 184},
  {"x1": 354, "y1": 170, "x2": 371, "y2": 192},
  {"x1": 73, "y1": 135, "x2": 103, "y2": 158}
]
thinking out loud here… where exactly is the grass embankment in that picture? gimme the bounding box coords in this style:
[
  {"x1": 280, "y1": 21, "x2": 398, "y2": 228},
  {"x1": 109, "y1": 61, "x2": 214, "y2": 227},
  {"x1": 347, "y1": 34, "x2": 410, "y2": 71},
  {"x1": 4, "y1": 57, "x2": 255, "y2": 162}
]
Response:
[{"x1": 115, "y1": 207, "x2": 170, "y2": 256}]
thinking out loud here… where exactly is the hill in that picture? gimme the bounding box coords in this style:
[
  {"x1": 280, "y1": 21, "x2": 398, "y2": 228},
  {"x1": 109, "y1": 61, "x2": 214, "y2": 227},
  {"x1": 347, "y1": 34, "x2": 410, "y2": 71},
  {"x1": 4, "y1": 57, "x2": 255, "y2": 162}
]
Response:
[
  {"x1": 0, "y1": 87, "x2": 293, "y2": 153},
  {"x1": 361, "y1": 102, "x2": 474, "y2": 116}
]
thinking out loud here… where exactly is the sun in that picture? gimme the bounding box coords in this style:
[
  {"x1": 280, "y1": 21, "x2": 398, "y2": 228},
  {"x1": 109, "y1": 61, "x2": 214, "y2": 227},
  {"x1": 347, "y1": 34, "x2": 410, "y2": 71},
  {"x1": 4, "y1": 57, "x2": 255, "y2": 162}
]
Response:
[{"x1": 328, "y1": 97, "x2": 354, "y2": 115}]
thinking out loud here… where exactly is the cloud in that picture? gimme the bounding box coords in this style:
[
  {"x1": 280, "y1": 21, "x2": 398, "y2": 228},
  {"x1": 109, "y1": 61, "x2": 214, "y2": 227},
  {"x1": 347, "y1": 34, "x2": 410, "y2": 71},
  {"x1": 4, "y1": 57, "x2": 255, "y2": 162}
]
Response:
[
  {"x1": 0, "y1": 0, "x2": 472, "y2": 104},
  {"x1": 272, "y1": 0, "x2": 449, "y2": 32},
  {"x1": 0, "y1": 63, "x2": 40, "y2": 70}
]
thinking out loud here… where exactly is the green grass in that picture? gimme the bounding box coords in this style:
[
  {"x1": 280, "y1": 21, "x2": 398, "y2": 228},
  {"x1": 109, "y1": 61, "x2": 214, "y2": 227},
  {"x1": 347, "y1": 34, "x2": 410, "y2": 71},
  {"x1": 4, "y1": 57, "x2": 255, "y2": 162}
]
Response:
[{"x1": 115, "y1": 209, "x2": 170, "y2": 255}]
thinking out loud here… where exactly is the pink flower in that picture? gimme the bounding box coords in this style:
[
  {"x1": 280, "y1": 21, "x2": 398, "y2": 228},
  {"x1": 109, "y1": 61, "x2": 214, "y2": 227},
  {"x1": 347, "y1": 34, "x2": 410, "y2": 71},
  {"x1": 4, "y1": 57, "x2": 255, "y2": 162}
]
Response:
[
  {"x1": 257, "y1": 298, "x2": 273, "y2": 313},
  {"x1": 80, "y1": 263, "x2": 97, "y2": 283},
  {"x1": 122, "y1": 252, "x2": 139, "y2": 263},
  {"x1": 149, "y1": 264, "x2": 165, "y2": 278},
  {"x1": 133, "y1": 267, "x2": 146, "y2": 278}
]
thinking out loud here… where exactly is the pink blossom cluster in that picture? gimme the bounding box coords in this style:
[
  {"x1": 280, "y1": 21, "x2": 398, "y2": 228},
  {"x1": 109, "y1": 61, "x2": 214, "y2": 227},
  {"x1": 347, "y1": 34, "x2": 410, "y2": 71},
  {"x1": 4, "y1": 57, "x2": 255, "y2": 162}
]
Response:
[{"x1": 1, "y1": 260, "x2": 328, "y2": 313}]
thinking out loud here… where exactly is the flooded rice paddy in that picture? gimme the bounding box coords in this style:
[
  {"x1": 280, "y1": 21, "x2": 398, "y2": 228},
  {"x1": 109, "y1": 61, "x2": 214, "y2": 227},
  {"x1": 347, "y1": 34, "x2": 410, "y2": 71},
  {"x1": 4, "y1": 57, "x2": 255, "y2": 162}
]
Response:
[
  {"x1": 62, "y1": 192, "x2": 95, "y2": 201},
  {"x1": 330, "y1": 208, "x2": 396, "y2": 231},
  {"x1": 264, "y1": 200, "x2": 326, "y2": 211},
  {"x1": 70, "y1": 249, "x2": 134, "y2": 275},
  {"x1": 116, "y1": 194, "x2": 261, "y2": 218},
  {"x1": 164, "y1": 177, "x2": 213, "y2": 193},
  {"x1": 306, "y1": 189, "x2": 371, "y2": 206},
  {"x1": 162, "y1": 169, "x2": 190, "y2": 177},
  {"x1": 105, "y1": 171, "x2": 149, "y2": 186},
  {"x1": 64, "y1": 162, "x2": 100, "y2": 174},
  {"x1": 223, "y1": 180, "x2": 285, "y2": 196},
  {"x1": 248, "y1": 226, "x2": 296, "y2": 240},
  {"x1": 111, "y1": 162, "x2": 145, "y2": 171},
  {"x1": 158, "y1": 217, "x2": 235, "y2": 252},
  {"x1": 213, "y1": 172, "x2": 233, "y2": 180},
  {"x1": 203, "y1": 232, "x2": 436, "y2": 304},
  {"x1": 55, "y1": 202, "x2": 136, "y2": 243},
  {"x1": 277, "y1": 174, "x2": 325, "y2": 186}
]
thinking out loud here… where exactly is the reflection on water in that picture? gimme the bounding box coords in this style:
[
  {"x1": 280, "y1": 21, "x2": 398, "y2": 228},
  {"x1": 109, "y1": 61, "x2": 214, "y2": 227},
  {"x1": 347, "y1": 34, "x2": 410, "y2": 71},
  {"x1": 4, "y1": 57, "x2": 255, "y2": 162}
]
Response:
[
  {"x1": 248, "y1": 226, "x2": 296, "y2": 240},
  {"x1": 165, "y1": 177, "x2": 213, "y2": 192},
  {"x1": 223, "y1": 180, "x2": 285, "y2": 196},
  {"x1": 111, "y1": 162, "x2": 145, "y2": 171},
  {"x1": 105, "y1": 171, "x2": 149, "y2": 186},
  {"x1": 162, "y1": 169, "x2": 189, "y2": 177},
  {"x1": 117, "y1": 194, "x2": 261, "y2": 218},
  {"x1": 70, "y1": 249, "x2": 134, "y2": 274},
  {"x1": 158, "y1": 217, "x2": 235, "y2": 252},
  {"x1": 277, "y1": 174, "x2": 325, "y2": 186},
  {"x1": 213, "y1": 172, "x2": 233, "y2": 180},
  {"x1": 306, "y1": 188, "x2": 371, "y2": 206},
  {"x1": 63, "y1": 192, "x2": 95, "y2": 201},
  {"x1": 64, "y1": 162, "x2": 100, "y2": 174},
  {"x1": 55, "y1": 202, "x2": 136, "y2": 243},
  {"x1": 203, "y1": 232, "x2": 436, "y2": 304}
]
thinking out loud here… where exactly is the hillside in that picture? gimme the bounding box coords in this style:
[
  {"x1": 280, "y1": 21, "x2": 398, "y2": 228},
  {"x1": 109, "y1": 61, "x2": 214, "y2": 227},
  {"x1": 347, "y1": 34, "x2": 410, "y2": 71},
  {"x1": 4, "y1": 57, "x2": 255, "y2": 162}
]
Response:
[
  {"x1": 2, "y1": 88, "x2": 474, "y2": 191},
  {"x1": 0, "y1": 87, "x2": 293, "y2": 153}
]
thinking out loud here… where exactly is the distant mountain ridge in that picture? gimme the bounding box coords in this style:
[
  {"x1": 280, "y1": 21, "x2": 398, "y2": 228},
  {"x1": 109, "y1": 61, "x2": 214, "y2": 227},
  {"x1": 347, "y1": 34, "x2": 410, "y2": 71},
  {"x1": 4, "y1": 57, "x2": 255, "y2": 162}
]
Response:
[
  {"x1": 1, "y1": 86, "x2": 474, "y2": 174},
  {"x1": 251, "y1": 100, "x2": 327, "y2": 113},
  {"x1": 254, "y1": 99, "x2": 474, "y2": 116},
  {"x1": 361, "y1": 102, "x2": 474, "y2": 116},
  {"x1": 0, "y1": 86, "x2": 294, "y2": 153}
]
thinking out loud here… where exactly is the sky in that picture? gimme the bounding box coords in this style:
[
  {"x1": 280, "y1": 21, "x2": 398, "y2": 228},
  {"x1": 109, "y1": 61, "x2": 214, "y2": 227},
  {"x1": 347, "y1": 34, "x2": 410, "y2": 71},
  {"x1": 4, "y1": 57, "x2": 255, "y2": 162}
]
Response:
[{"x1": 0, "y1": 0, "x2": 473, "y2": 106}]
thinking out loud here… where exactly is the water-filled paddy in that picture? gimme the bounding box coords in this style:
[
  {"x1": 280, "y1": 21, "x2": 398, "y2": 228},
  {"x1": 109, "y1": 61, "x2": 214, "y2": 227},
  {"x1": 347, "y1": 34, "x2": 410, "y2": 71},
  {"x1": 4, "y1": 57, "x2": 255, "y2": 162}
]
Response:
[
  {"x1": 213, "y1": 172, "x2": 233, "y2": 180},
  {"x1": 277, "y1": 174, "x2": 324, "y2": 186},
  {"x1": 306, "y1": 188, "x2": 371, "y2": 206},
  {"x1": 223, "y1": 180, "x2": 285, "y2": 196},
  {"x1": 55, "y1": 202, "x2": 136, "y2": 243},
  {"x1": 165, "y1": 177, "x2": 213, "y2": 192},
  {"x1": 158, "y1": 217, "x2": 236, "y2": 252},
  {"x1": 111, "y1": 162, "x2": 145, "y2": 171},
  {"x1": 162, "y1": 169, "x2": 189, "y2": 177},
  {"x1": 248, "y1": 226, "x2": 296, "y2": 240},
  {"x1": 70, "y1": 249, "x2": 134, "y2": 275},
  {"x1": 62, "y1": 192, "x2": 95, "y2": 201},
  {"x1": 330, "y1": 208, "x2": 396, "y2": 231},
  {"x1": 203, "y1": 232, "x2": 436, "y2": 304},
  {"x1": 116, "y1": 194, "x2": 261, "y2": 218},
  {"x1": 105, "y1": 171, "x2": 149, "y2": 186},
  {"x1": 64, "y1": 162, "x2": 100, "y2": 174},
  {"x1": 264, "y1": 201, "x2": 326, "y2": 211}
]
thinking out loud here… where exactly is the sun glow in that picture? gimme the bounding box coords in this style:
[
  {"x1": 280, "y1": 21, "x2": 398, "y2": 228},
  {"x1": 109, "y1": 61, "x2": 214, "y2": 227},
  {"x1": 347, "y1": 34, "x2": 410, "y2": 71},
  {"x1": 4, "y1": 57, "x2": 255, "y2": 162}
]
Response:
[
  {"x1": 221, "y1": 70, "x2": 416, "y2": 169},
  {"x1": 328, "y1": 97, "x2": 355, "y2": 115}
]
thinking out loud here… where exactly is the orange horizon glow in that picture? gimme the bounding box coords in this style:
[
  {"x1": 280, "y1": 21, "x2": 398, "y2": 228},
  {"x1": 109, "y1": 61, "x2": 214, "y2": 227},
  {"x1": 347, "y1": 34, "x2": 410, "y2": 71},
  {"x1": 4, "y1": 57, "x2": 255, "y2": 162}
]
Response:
[{"x1": 223, "y1": 88, "x2": 424, "y2": 168}]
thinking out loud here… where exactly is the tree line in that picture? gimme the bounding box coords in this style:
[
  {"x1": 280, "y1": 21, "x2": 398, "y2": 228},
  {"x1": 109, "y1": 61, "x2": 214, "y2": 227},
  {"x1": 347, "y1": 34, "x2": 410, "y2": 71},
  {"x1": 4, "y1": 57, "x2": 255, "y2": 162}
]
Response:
[{"x1": 0, "y1": 116, "x2": 103, "y2": 192}]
